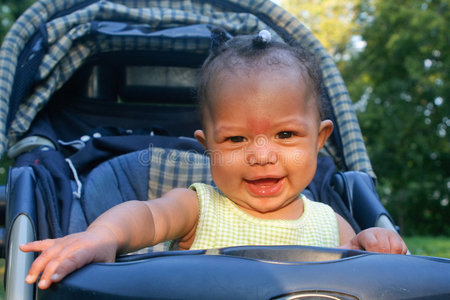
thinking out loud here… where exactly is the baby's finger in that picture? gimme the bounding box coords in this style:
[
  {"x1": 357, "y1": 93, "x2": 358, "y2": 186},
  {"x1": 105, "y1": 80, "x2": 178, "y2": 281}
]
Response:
[
  {"x1": 44, "y1": 256, "x2": 85, "y2": 287},
  {"x1": 20, "y1": 239, "x2": 55, "y2": 253},
  {"x1": 373, "y1": 234, "x2": 391, "y2": 253},
  {"x1": 37, "y1": 247, "x2": 92, "y2": 289},
  {"x1": 358, "y1": 230, "x2": 379, "y2": 252},
  {"x1": 338, "y1": 238, "x2": 362, "y2": 250},
  {"x1": 35, "y1": 255, "x2": 68, "y2": 289},
  {"x1": 398, "y1": 234, "x2": 409, "y2": 254},
  {"x1": 388, "y1": 234, "x2": 408, "y2": 254},
  {"x1": 25, "y1": 244, "x2": 62, "y2": 284},
  {"x1": 402, "y1": 238, "x2": 409, "y2": 254}
]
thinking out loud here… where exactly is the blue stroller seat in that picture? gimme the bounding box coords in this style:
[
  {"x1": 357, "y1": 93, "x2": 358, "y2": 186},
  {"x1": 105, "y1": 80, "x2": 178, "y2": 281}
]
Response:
[{"x1": 82, "y1": 146, "x2": 212, "y2": 224}]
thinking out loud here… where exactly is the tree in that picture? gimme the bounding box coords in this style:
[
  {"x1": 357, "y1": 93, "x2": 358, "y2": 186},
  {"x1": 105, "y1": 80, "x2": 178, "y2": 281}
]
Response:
[
  {"x1": 0, "y1": 0, "x2": 35, "y2": 44},
  {"x1": 341, "y1": 0, "x2": 450, "y2": 235},
  {"x1": 282, "y1": 0, "x2": 449, "y2": 235},
  {"x1": 281, "y1": 0, "x2": 362, "y2": 57}
]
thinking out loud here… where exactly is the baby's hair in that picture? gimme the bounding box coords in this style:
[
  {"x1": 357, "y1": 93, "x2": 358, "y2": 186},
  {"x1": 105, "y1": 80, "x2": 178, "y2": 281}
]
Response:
[{"x1": 197, "y1": 27, "x2": 329, "y2": 127}]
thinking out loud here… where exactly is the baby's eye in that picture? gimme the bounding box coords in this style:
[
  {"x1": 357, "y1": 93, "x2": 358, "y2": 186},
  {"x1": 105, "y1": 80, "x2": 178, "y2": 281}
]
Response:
[
  {"x1": 227, "y1": 136, "x2": 246, "y2": 143},
  {"x1": 277, "y1": 131, "x2": 294, "y2": 139}
]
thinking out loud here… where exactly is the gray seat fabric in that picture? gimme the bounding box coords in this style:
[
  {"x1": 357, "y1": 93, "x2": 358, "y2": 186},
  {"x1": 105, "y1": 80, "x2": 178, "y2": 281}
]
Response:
[{"x1": 82, "y1": 150, "x2": 150, "y2": 225}]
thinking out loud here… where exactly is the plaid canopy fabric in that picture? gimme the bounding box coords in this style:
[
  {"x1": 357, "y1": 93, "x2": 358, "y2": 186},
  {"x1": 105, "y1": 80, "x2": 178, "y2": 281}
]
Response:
[{"x1": 0, "y1": 0, "x2": 374, "y2": 178}]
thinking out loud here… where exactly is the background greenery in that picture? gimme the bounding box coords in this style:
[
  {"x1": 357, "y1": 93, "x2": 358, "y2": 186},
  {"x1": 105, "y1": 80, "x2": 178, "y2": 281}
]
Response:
[
  {"x1": 283, "y1": 0, "x2": 449, "y2": 237},
  {"x1": 0, "y1": 0, "x2": 448, "y2": 298}
]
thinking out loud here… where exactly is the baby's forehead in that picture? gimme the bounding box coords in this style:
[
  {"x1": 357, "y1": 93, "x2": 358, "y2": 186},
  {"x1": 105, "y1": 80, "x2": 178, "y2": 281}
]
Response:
[
  {"x1": 199, "y1": 42, "x2": 326, "y2": 125},
  {"x1": 211, "y1": 56, "x2": 311, "y2": 97},
  {"x1": 208, "y1": 69, "x2": 317, "y2": 112}
]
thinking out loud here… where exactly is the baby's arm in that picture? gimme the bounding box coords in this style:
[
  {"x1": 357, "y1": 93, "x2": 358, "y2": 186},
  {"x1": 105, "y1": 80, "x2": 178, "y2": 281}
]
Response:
[
  {"x1": 336, "y1": 214, "x2": 408, "y2": 254},
  {"x1": 20, "y1": 188, "x2": 199, "y2": 289}
]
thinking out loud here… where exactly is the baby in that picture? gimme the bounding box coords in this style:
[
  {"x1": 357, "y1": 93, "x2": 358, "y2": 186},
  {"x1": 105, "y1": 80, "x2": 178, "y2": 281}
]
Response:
[{"x1": 21, "y1": 29, "x2": 407, "y2": 289}]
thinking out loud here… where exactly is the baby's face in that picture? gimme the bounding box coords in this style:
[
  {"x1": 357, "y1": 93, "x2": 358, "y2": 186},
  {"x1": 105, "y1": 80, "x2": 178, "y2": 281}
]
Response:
[{"x1": 195, "y1": 67, "x2": 332, "y2": 219}]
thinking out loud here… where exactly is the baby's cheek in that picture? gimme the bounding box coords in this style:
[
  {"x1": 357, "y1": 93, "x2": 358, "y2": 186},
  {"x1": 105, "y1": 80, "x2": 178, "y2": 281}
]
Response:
[
  {"x1": 283, "y1": 149, "x2": 308, "y2": 166},
  {"x1": 209, "y1": 154, "x2": 236, "y2": 180},
  {"x1": 209, "y1": 150, "x2": 239, "y2": 169}
]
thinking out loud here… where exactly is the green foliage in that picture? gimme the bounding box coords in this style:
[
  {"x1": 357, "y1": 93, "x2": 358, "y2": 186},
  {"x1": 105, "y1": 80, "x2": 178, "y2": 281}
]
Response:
[
  {"x1": 281, "y1": 0, "x2": 361, "y2": 56},
  {"x1": 0, "y1": 0, "x2": 36, "y2": 44},
  {"x1": 0, "y1": 156, "x2": 11, "y2": 185},
  {"x1": 282, "y1": 0, "x2": 449, "y2": 236},
  {"x1": 341, "y1": 0, "x2": 450, "y2": 235}
]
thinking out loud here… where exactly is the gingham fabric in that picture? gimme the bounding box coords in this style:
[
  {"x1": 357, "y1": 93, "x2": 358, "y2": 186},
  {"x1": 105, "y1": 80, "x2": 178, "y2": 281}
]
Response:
[
  {"x1": 147, "y1": 146, "x2": 213, "y2": 199},
  {"x1": 188, "y1": 183, "x2": 340, "y2": 250},
  {"x1": 0, "y1": 0, "x2": 374, "y2": 177}
]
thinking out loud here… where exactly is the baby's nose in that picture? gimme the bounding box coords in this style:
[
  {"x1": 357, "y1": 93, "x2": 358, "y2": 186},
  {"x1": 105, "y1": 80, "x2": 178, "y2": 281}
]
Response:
[
  {"x1": 247, "y1": 151, "x2": 278, "y2": 166},
  {"x1": 246, "y1": 137, "x2": 278, "y2": 166}
]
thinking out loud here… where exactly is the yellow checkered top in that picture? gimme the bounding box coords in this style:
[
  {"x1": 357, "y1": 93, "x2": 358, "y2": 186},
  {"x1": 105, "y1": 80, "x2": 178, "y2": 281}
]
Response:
[{"x1": 189, "y1": 183, "x2": 340, "y2": 250}]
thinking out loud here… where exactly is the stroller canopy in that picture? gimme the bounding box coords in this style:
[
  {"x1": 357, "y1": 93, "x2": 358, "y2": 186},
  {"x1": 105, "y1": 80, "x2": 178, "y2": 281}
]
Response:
[{"x1": 0, "y1": 0, "x2": 373, "y2": 178}]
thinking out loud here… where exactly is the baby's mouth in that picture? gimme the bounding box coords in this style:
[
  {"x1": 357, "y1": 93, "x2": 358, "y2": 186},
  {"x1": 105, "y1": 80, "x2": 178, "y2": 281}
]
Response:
[{"x1": 244, "y1": 177, "x2": 284, "y2": 196}]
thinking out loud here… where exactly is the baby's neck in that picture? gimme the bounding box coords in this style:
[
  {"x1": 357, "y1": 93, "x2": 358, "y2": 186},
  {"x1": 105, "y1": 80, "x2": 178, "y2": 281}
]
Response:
[{"x1": 236, "y1": 196, "x2": 304, "y2": 220}]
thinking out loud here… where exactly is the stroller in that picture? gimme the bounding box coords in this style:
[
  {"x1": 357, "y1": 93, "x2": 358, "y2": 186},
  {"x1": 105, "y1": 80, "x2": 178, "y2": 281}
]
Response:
[{"x1": 0, "y1": 0, "x2": 449, "y2": 299}]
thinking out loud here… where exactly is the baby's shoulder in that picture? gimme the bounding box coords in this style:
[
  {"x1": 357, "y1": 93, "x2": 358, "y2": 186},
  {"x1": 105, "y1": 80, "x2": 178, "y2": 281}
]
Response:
[
  {"x1": 188, "y1": 183, "x2": 221, "y2": 197},
  {"x1": 162, "y1": 187, "x2": 199, "y2": 203}
]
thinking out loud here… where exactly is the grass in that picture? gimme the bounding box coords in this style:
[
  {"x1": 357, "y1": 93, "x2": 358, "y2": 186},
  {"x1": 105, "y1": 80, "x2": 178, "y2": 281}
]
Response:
[{"x1": 404, "y1": 236, "x2": 450, "y2": 258}]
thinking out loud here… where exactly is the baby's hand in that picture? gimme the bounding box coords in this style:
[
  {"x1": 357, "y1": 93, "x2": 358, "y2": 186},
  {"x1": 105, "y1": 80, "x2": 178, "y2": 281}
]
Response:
[
  {"x1": 20, "y1": 228, "x2": 118, "y2": 289},
  {"x1": 340, "y1": 227, "x2": 408, "y2": 254}
]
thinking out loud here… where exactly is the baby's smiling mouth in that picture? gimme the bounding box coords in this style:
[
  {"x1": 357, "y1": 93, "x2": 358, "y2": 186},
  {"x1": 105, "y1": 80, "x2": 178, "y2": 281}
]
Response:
[{"x1": 244, "y1": 177, "x2": 284, "y2": 196}]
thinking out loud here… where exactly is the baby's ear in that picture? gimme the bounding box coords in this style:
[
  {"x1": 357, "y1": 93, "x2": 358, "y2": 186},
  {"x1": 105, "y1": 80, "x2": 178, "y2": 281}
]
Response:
[
  {"x1": 317, "y1": 120, "x2": 333, "y2": 151},
  {"x1": 194, "y1": 130, "x2": 207, "y2": 149}
]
